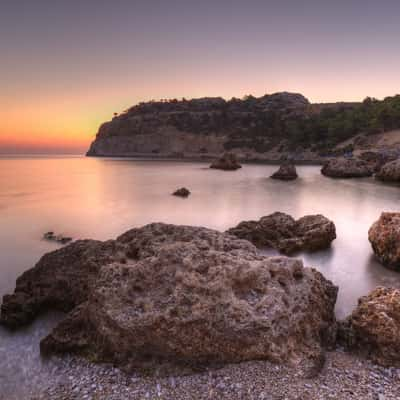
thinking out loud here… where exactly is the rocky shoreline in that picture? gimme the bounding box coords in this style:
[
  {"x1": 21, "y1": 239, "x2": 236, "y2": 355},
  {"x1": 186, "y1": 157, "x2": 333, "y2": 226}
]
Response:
[
  {"x1": 3, "y1": 183, "x2": 400, "y2": 398},
  {"x1": 31, "y1": 350, "x2": 400, "y2": 400}
]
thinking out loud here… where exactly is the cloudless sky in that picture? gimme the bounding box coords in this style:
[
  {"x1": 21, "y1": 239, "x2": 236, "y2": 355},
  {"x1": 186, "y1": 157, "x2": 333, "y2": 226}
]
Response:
[{"x1": 1, "y1": 0, "x2": 400, "y2": 153}]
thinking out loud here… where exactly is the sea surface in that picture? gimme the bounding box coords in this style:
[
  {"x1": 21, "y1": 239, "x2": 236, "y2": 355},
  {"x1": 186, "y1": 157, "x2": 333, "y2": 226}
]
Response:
[{"x1": 1, "y1": 155, "x2": 400, "y2": 398}]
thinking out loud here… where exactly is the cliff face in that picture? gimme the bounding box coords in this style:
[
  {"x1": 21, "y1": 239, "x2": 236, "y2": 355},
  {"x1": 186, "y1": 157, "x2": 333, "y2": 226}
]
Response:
[{"x1": 86, "y1": 92, "x2": 361, "y2": 160}]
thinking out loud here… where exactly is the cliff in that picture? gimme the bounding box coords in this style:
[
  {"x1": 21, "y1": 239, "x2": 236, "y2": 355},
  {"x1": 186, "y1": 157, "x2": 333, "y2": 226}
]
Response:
[{"x1": 87, "y1": 92, "x2": 400, "y2": 161}]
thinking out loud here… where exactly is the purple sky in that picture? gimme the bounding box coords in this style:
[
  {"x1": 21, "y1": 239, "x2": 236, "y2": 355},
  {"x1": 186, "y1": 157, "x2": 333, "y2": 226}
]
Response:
[{"x1": 1, "y1": 0, "x2": 400, "y2": 153}]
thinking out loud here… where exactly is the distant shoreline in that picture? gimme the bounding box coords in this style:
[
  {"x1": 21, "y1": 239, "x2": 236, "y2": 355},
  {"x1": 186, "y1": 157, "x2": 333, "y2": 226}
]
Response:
[{"x1": 86, "y1": 154, "x2": 324, "y2": 165}]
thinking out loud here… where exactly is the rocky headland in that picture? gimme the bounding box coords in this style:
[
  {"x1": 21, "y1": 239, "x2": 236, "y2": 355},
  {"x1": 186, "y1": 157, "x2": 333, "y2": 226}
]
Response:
[{"x1": 86, "y1": 93, "x2": 400, "y2": 162}]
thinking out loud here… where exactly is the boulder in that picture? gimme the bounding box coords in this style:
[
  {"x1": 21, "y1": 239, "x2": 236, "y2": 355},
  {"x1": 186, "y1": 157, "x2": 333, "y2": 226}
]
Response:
[
  {"x1": 227, "y1": 212, "x2": 336, "y2": 255},
  {"x1": 359, "y1": 151, "x2": 394, "y2": 173},
  {"x1": 1, "y1": 223, "x2": 337, "y2": 371},
  {"x1": 172, "y1": 187, "x2": 190, "y2": 197},
  {"x1": 270, "y1": 163, "x2": 298, "y2": 180},
  {"x1": 338, "y1": 287, "x2": 400, "y2": 367},
  {"x1": 210, "y1": 153, "x2": 242, "y2": 170},
  {"x1": 321, "y1": 158, "x2": 373, "y2": 178},
  {"x1": 368, "y1": 212, "x2": 400, "y2": 270},
  {"x1": 0, "y1": 240, "x2": 119, "y2": 328},
  {"x1": 375, "y1": 159, "x2": 400, "y2": 182}
]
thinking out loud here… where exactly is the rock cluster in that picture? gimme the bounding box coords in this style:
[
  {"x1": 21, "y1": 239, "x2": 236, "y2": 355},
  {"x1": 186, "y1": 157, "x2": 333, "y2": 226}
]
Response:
[
  {"x1": 375, "y1": 159, "x2": 400, "y2": 182},
  {"x1": 270, "y1": 163, "x2": 298, "y2": 180},
  {"x1": 172, "y1": 187, "x2": 191, "y2": 197},
  {"x1": 1, "y1": 223, "x2": 337, "y2": 371},
  {"x1": 227, "y1": 212, "x2": 336, "y2": 255},
  {"x1": 359, "y1": 151, "x2": 394, "y2": 173},
  {"x1": 43, "y1": 231, "x2": 73, "y2": 244},
  {"x1": 339, "y1": 287, "x2": 400, "y2": 367},
  {"x1": 368, "y1": 212, "x2": 400, "y2": 270},
  {"x1": 321, "y1": 158, "x2": 373, "y2": 178},
  {"x1": 209, "y1": 153, "x2": 242, "y2": 170}
]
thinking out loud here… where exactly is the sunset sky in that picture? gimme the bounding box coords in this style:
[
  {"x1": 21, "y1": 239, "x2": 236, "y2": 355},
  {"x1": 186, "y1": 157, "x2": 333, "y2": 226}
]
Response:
[{"x1": 2, "y1": 0, "x2": 400, "y2": 154}]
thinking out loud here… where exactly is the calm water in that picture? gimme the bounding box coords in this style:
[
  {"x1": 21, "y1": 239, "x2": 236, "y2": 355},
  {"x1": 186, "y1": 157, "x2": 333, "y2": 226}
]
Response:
[{"x1": 1, "y1": 155, "x2": 400, "y2": 398}]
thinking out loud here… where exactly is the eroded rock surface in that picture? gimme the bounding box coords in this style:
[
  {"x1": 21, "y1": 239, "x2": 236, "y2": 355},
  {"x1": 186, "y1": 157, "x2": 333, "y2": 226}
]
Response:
[
  {"x1": 368, "y1": 212, "x2": 400, "y2": 270},
  {"x1": 270, "y1": 163, "x2": 298, "y2": 180},
  {"x1": 0, "y1": 240, "x2": 120, "y2": 328},
  {"x1": 227, "y1": 212, "x2": 336, "y2": 255},
  {"x1": 375, "y1": 159, "x2": 400, "y2": 182},
  {"x1": 1, "y1": 223, "x2": 337, "y2": 370},
  {"x1": 338, "y1": 287, "x2": 400, "y2": 367},
  {"x1": 321, "y1": 158, "x2": 373, "y2": 178},
  {"x1": 210, "y1": 153, "x2": 242, "y2": 170}
]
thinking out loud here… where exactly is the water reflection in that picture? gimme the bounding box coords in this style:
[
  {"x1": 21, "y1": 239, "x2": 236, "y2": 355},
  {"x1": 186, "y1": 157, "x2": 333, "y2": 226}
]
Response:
[{"x1": 0, "y1": 157, "x2": 400, "y2": 396}]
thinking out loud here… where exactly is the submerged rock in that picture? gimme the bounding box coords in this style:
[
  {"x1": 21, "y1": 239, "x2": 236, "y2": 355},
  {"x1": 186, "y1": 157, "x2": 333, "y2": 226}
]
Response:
[
  {"x1": 172, "y1": 187, "x2": 191, "y2": 197},
  {"x1": 375, "y1": 159, "x2": 400, "y2": 182},
  {"x1": 321, "y1": 158, "x2": 373, "y2": 178},
  {"x1": 270, "y1": 163, "x2": 298, "y2": 180},
  {"x1": 339, "y1": 287, "x2": 400, "y2": 367},
  {"x1": 227, "y1": 212, "x2": 336, "y2": 255},
  {"x1": 369, "y1": 212, "x2": 400, "y2": 270},
  {"x1": 1, "y1": 223, "x2": 337, "y2": 370},
  {"x1": 210, "y1": 153, "x2": 242, "y2": 170}
]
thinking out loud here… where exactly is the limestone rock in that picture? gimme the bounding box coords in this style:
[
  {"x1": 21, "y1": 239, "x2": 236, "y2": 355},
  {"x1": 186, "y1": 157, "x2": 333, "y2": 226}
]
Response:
[
  {"x1": 227, "y1": 212, "x2": 336, "y2": 255},
  {"x1": 270, "y1": 164, "x2": 298, "y2": 180},
  {"x1": 368, "y1": 212, "x2": 400, "y2": 270},
  {"x1": 359, "y1": 151, "x2": 394, "y2": 173},
  {"x1": 375, "y1": 159, "x2": 400, "y2": 182},
  {"x1": 1, "y1": 223, "x2": 337, "y2": 371},
  {"x1": 0, "y1": 240, "x2": 120, "y2": 328},
  {"x1": 338, "y1": 287, "x2": 400, "y2": 367},
  {"x1": 210, "y1": 153, "x2": 242, "y2": 170},
  {"x1": 321, "y1": 158, "x2": 373, "y2": 178}
]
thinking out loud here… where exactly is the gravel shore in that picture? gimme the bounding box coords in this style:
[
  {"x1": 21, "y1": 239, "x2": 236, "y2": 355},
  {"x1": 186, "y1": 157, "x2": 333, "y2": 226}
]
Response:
[{"x1": 31, "y1": 349, "x2": 400, "y2": 400}]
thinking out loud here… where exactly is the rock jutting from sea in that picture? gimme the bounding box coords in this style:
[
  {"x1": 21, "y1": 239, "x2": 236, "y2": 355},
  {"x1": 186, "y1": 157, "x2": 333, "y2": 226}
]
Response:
[
  {"x1": 338, "y1": 286, "x2": 400, "y2": 367},
  {"x1": 209, "y1": 153, "x2": 242, "y2": 170},
  {"x1": 321, "y1": 158, "x2": 373, "y2": 178},
  {"x1": 368, "y1": 212, "x2": 400, "y2": 270},
  {"x1": 227, "y1": 212, "x2": 336, "y2": 255},
  {"x1": 172, "y1": 187, "x2": 191, "y2": 197},
  {"x1": 0, "y1": 223, "x2": 338, "y2": 371},
  {"x1": 270, "y1": 163, "x2": 298, "y2": 180},
  {"x1": 375, "y1": 159, "x2": 400, "y2": 182}
]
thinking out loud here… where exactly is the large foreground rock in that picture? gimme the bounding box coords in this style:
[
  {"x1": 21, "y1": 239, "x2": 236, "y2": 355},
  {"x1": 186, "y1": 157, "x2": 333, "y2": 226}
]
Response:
[
  {"x1": 227, "y1": 212, "x2": 336, "y2": 255},
  {"x1": 1, "y1": 223, "x2": 337, "y2": 370},
  {"x1": 339, "y1": 287, "x2": 400, "y2": 367},
  {"x1": 321, "y1": 158, "x2": 373, "y2": 178},
  {"x1": 210, "y1": 153, "x2": 242, "y2": 170},
  {"x1": 270, "y1": 163, "x2": 298, "y2": 180},
  {"x1": 369, "y1": 212, "x2": 400, "y2": 270},
  {"x1": 375, "y1": 159, "x2": 400, "y2": 182}
]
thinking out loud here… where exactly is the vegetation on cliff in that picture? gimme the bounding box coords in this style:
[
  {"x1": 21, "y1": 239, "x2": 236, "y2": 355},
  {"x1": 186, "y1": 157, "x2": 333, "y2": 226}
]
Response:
[{"x1": 88, "y1": 93, "x2": 400, "y2": 156}]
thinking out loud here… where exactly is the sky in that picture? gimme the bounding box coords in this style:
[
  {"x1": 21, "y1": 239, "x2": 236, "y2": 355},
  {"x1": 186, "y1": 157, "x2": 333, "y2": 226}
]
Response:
[{"x1": 1, "y1": 0, "x2": 400, "y2": 154}]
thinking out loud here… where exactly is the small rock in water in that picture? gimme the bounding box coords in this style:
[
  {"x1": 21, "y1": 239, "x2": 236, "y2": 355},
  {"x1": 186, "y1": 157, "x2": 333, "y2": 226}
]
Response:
[
  {"x1": 43, "y1": 231, "x2": 73, "y2": 245},
  {"x1": 172, "y1": 187, "x2": 191, "y2": 197}
]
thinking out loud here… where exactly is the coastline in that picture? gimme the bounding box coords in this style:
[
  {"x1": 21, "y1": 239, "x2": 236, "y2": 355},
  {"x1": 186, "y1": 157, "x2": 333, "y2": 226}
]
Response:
[
  {"x1": 85, "y1": 153, "x2": 325, "y2": 166},
  {"x1": 32, "y1": 350, "x2": 400, "y2": 400}
]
